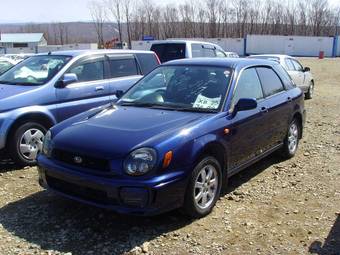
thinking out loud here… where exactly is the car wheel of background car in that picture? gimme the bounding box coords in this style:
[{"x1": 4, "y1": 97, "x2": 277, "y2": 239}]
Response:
[
  {"x1": 182, "y1": 156, "x2": 222, "y2": 218},
  {"x1": 305, "y1": 81, "x2": 314, "y2": 100},
  {"x1": 280, "y1": 119, "x2": 300, "y2": 159},
  {"x1": 9, "y1": 122, "x2": 47, "y2": 166}
]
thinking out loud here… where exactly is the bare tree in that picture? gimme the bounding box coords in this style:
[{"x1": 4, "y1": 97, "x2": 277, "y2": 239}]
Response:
[
  {"x1": 89, "y1": 0, "x2": 106, "y2": 48},
  {"x1": 106, "y1": 0, "x2": 123, "y2": 45}
]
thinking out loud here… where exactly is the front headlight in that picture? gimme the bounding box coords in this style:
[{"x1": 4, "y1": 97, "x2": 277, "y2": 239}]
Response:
[
  {"x1": 42, "y1": 130, "x2": 52, "y2": 158},
  {"x1": 124, "y1": 148, "x2": 157, "y2": 176}
]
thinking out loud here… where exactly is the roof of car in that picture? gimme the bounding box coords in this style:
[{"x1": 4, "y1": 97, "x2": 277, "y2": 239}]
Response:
[
  {"x1": 249, "y1": 54, "x2": 295, "y2": 59},
  {"x1": 163, "y1": 57, "x2": 277, "y2": 68},
  {"x1": 151, "y1": 40, "x2": 219, "y2": 45},
  {"x1": 37, "y1": 49, "x2": 155, "y2": 57}
]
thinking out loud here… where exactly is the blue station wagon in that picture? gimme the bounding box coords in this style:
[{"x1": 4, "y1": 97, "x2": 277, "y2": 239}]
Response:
[
  {"x1": 0, "y1": 50, "x2": 159, "y2": 165},
  {"x1": 38, "y1": 58, "x2": 306, "y2": 218}
]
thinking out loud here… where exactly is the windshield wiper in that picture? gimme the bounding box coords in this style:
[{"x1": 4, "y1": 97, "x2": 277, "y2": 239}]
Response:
[
  {"x1": 174, "y1": 107, "x2": 218, "y2": 113},
  {"x1": 119, "y1": 101, "x2": 177, "y2": 110}
]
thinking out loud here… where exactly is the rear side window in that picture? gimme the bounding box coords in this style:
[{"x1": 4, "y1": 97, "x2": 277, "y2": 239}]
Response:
[
  {"x1": 150, "y1": 43, "x2": 185, "y2": 63},
  {"x1": 256, "y1": 67, "x2": 284, "y2": 97},
  {"x1": 232, "y1": 68, "x2": 263, "y2": 106},
  {"x1": 109, "y1": 58, "x2": 138, "y2": 78},
  {"x1": 285, "y1": 58, "x2": 295, "y2": 71},
  {"x1": 67, "y1": 60, "x2": 104, "y2": 82},
  {"x1": 136, "y1": 53, "x2": 159, "y2": 74}
]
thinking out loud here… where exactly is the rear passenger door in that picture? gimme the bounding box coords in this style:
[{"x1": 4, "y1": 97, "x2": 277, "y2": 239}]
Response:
[
  {"x1": 256, "y1": 66, "x2": 292, "y2": 147},
  {"x1": 55, "y1": 54, "x2": 111, "y2": 121},
  {"x1": 106, "y1": 54, "x2": 143, "y2": 100}
]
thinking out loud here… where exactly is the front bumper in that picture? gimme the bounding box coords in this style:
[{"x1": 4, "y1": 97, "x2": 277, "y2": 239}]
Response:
[{"x1": 38, "y1": 155, "x2": 190, "y2": 216}]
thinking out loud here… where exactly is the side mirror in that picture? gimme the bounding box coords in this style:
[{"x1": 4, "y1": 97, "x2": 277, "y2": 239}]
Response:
[
  {"x1": 303, "y1": 67, "x2": 310, "y2": 72},
  {"x1": 55, "y1": 73, "x2": 78, "y2": 88},
  {"x1": 115, "y1": 90, "x2": 124, "y2": 99},
  {"x1": 234, "y1": 98, "x2": 257, "y2": 115}
]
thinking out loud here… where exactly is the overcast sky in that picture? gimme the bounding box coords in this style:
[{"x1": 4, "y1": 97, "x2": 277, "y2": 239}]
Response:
[{"x1": 0, "y1": 0, "x2": 339, "y2": 23}]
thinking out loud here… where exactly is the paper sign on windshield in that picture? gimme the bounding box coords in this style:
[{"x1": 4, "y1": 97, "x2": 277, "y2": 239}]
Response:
[{"x1": 193, "y1": 94, "x2": 221, "y2": 109}]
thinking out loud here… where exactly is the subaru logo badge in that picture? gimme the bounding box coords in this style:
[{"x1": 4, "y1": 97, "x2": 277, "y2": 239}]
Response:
[{"x1": 74, "y1": 156, "x2": 83, "y2": 164}]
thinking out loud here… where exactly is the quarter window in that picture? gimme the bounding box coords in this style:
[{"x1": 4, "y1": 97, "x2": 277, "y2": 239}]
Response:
[
  {"x1": 232, "y1": 68, "x2": 263, "y2": 106},
  {"x1": 67, "y1": 60, "x2": 104, "y2": 82},
  {"x1": 109, "y1": 58, "x2": 138, "y2": 78},
  {"x1": 256, "y1": 67, "x2": 284, "y2": 97}
]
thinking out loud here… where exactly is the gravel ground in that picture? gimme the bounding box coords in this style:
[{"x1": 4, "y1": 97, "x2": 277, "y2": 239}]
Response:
[{"x1": 0, "y1": 58, "x2": 339, "y2": 255}]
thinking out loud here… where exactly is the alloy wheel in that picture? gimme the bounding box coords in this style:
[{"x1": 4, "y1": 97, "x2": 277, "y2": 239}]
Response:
[{"x1": 193, "y1": 164, "x2": 219, "y2": 210}]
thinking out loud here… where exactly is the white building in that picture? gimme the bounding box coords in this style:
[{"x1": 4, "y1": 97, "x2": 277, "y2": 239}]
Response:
[{"x1": 0, "y1": 33, "x2": 47, "y2": 49}]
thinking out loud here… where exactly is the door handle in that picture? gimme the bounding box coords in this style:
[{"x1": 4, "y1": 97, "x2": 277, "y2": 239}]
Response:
[
  {"x1": 95, "y1": 86, "x2": 105, "y2": 92},
  {"x1": 260, "y1": 106, "x2": 268, "y2": 113}
]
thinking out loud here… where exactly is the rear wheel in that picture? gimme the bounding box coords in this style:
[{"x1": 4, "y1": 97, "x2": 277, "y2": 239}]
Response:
[
  {"x1": 182, "y1": 156, "x2": 222, "y2": 218},
  {"x1": 305, "y1": 81, "x2": 314, "y2": 100},
  {"x1": 9, "y1": 122, "x2": 47, "y2": 166},
  {"x1": 280, "y1": 119, "x2": 300, "y2": 159}
]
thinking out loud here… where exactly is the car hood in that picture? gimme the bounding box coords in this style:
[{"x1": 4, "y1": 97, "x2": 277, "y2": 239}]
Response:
[
  {"x1": 0, "y1": 84, "x2": 38, "y2": 101},
  {"x1": 52, "y1": 106, "x2": 212, "y2": 159}
]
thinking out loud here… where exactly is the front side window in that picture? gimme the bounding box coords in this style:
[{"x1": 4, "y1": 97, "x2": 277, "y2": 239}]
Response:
[
  {"x1": 256, "y1": 67, "x2": 284, "y2": 97},
  {"x1": 232, "y1": 68, "x2": 263, "y2": 107},
  {"x1": 0, "y1": 55, "x2": 71, "y2": 86},
  {"x1": 109, "y1": 58, "x2": 138, "y2": 78},
  {"x1": 119, "y1": 65, "x2": 232, "y2": 112},
  {"x1": 291, "y1": 59, "x2": 303, "y2": 72},
  {"x1": 67, "y1": 59, "x2": 104, "y2": 82}
]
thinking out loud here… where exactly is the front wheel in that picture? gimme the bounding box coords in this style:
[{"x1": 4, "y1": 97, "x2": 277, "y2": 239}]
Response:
[
  {"x1": 280, "y1": 119, "x2": 300, "y2": 159},
  {"x1": 305, "y1": 81, "x2": 314, "y2": 100},
  {"x1": 9, "y1": 122, "x2": 47, "y2": 166},
  {"x1": 182, "y1": 156, "x2": 222, "y2": 218}
]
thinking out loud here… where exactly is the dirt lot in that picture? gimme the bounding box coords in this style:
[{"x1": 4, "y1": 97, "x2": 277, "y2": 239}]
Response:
[{"x1": 0, "y1": 58, "x2": 339, "y2": 255}]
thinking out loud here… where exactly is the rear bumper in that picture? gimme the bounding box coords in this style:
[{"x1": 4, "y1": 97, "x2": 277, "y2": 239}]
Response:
[{"x1": 38, "y1": 155, "x2": 191, "y2": 216}]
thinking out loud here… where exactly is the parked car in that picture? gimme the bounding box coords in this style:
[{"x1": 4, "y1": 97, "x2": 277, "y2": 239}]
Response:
[
  {"x1": 225, "y1": 52, "x2": 239, "y2": 58},
  {"x1": 248, "y1": 54, "x2": 314, "y2": 99},
  {"x1": 0, "y1": 49, "x2": 160, "y2": 166},
  {"x1": 38, "y1": 58, "x2": 306, "y2": 218},
  {"x1": 150, "y1": 40, "x2": 227, "y2": 63},
  {"x1": 0, "y1": 57, "x2": 17, "y2": 75}
]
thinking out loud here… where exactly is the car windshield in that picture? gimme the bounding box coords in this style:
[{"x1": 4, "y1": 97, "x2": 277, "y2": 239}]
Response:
[
  {"x1": 0, "y1": 60, "x2": 13, "y2": 75},
  {"x1": 0, "y1": 55, "x2": 72, "y2": 86},
  {"x1": 118, "y1": 65, "x2": 232, "y2": 113}
]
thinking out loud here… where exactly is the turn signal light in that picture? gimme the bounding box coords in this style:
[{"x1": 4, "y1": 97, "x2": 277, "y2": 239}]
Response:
[{"x1": 163, "y1": 151, "x2": 173, "y2": 168}]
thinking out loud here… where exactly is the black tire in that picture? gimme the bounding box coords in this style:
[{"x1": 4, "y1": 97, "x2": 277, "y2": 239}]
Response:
[
  {"x1": 182, "y1": 156, "x2": 222, "y2": 218},
  {"x1": 279, "y1": 119, "x2": 300, "y2": 159},
  {"x1": 305, "y1": 81, "x2": 314, "y2": 100},
  {"x1": 9, "y1": 122, "x2": 47, "y2": 166}
]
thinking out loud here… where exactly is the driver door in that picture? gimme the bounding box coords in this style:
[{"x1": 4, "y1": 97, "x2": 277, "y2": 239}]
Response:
[
  {"x1": 55, "y1": 55, "x2": 111, "y2": 122},
  {"x1": 227, "y1": 67, "x2": 270, "y2": 168}
]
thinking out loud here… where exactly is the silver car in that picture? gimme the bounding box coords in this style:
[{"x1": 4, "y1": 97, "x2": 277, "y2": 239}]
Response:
[{"x1": 249, "y1": 54, "x2": 314, "y2": 99}]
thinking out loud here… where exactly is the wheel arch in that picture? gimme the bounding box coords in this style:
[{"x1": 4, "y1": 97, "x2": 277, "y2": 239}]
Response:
[
  {"x1": 292, "y1": 112, "x2": 303, "y2": 139},
  {"x1": 5, "y1": 112, "x2": 56, "y2": 147}
]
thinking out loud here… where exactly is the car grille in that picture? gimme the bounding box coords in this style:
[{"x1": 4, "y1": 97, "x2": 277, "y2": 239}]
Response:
[
  {"x1": 52, "y1": 149, "x2": 110, "y2": 172},
  {"x1": 46, "y1": 175, "x2": 117, "y2": 205}
]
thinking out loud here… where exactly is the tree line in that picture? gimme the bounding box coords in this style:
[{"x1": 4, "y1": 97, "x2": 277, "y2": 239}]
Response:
[{"x1": 89, "y1": 0, "x2": 340, "y2": 47}]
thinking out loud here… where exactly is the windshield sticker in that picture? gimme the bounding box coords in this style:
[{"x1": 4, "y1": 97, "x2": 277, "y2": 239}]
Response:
[{"x1": 193, "y1": 94, "x2": 221, "y2": 109}]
